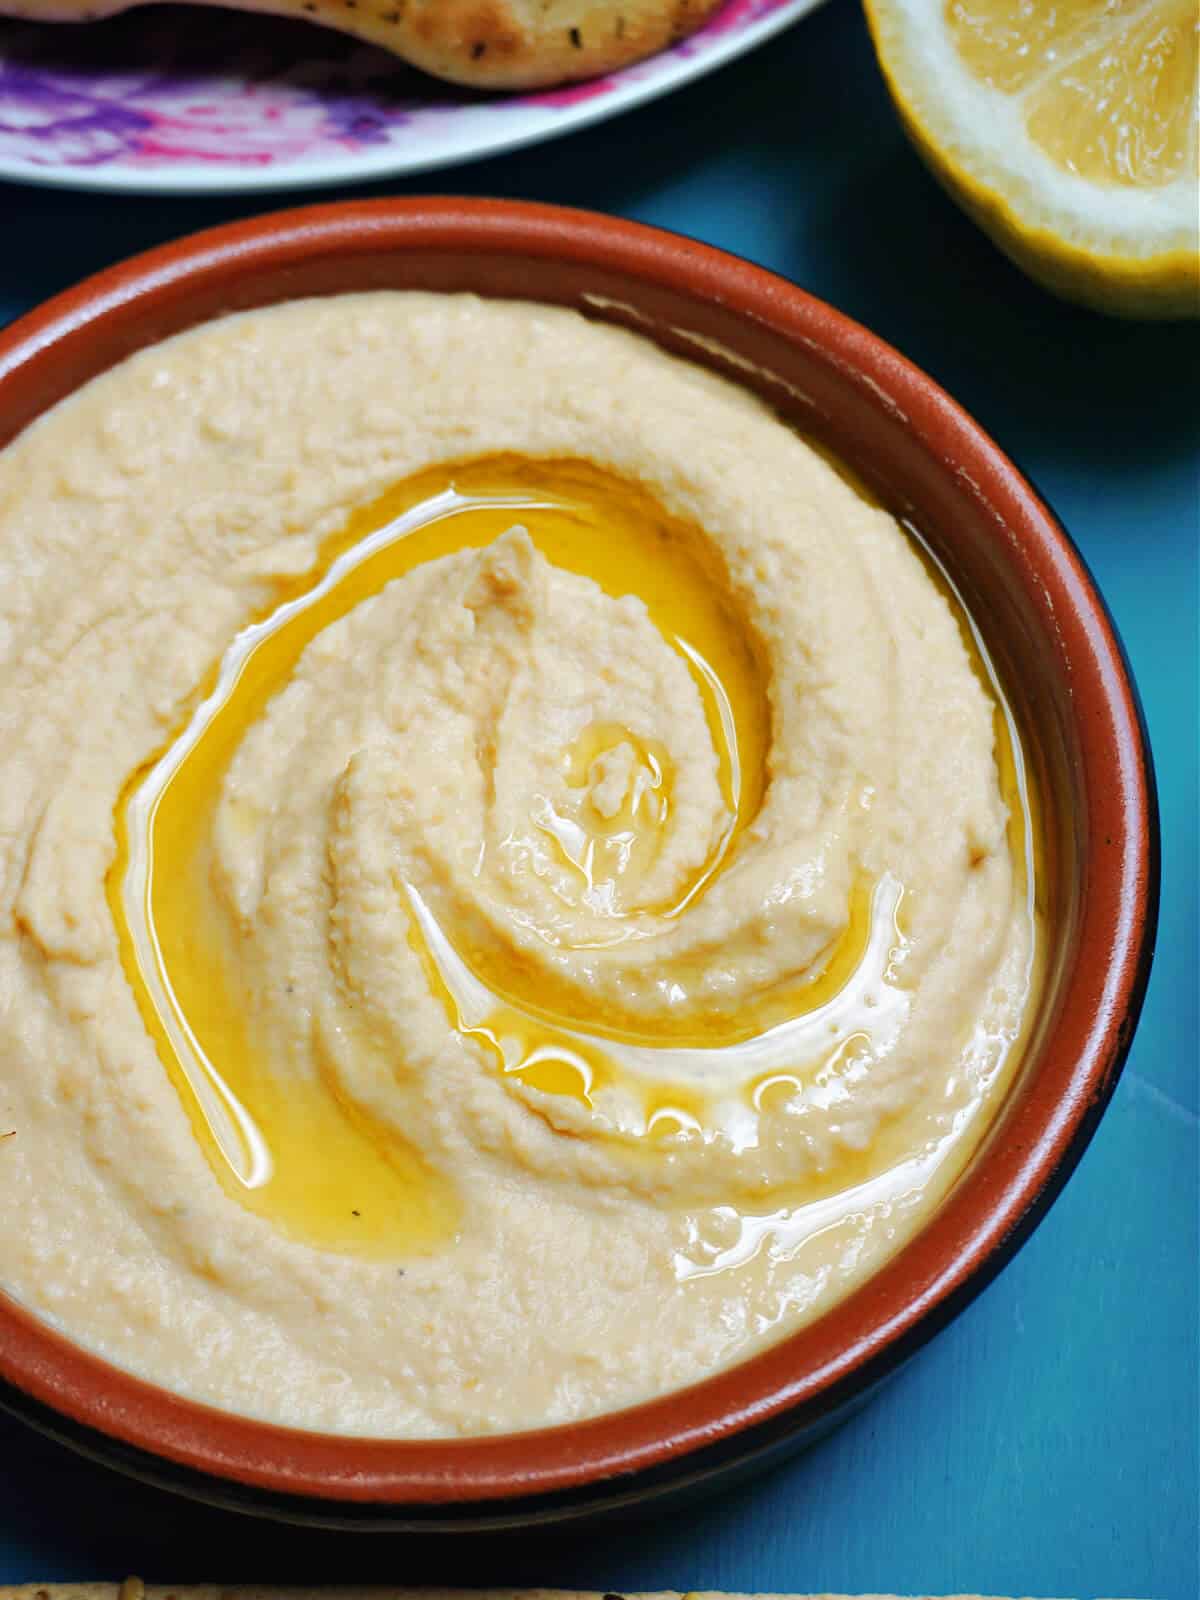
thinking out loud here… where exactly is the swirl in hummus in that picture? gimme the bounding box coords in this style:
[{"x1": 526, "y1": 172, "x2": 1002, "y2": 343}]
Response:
[{"x1": 0, "y1": 294, "x2": 1038, "y2": 1436}]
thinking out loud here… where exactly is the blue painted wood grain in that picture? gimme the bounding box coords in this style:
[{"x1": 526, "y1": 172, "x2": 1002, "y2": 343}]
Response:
[{"x1": 1, "y1": 1, "x2": 1196, "y2": 1593}]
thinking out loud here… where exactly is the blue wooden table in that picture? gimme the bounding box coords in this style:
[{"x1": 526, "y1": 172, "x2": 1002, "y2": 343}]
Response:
[{"x1": 1, "y1": 1, "x2": 1196, "y2": 1594}]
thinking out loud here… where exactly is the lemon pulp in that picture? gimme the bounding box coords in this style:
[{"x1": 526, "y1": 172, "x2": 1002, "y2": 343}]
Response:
[{"x1": 947, "y1": 0, "x2": 1197, "y2": 186}]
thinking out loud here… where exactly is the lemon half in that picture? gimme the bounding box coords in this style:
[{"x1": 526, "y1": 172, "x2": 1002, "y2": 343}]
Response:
[{"x1": 863, "y1": 0, "x2": 1200, "y2": 318}]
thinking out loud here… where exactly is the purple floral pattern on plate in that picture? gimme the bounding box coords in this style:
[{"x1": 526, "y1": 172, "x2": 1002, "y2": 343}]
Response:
[{"x1": 0, "y1": 0, "x2": 821, "y2": 191}]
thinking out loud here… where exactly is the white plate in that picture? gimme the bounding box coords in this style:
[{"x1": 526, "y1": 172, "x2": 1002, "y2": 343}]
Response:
[{"x1": 0, "y1": 0, "x2": 822, "y2": 193}]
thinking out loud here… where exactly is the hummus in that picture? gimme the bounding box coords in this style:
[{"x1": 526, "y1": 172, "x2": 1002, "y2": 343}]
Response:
[{"x1": 0, "y1": 293, "x2": 1038, "y2": 1436}]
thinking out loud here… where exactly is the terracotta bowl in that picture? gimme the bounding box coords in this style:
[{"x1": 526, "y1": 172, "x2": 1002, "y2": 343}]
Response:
[{"x1": 0, "y1": 198, "x2": 1157, "y2": 1531}]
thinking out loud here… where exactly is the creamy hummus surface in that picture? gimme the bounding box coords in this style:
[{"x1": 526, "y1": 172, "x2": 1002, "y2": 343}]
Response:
[{"x1": 0, "y1": 294, "x2": 1037, "y2": 1436}]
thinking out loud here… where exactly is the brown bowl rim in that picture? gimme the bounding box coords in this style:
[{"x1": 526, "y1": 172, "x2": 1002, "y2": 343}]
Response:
[{"x1": 0, "y1": 197, "x2": 1158, "y2": 1513}]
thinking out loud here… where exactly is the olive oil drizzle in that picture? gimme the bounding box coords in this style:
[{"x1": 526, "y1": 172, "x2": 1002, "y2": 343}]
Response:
[
  {"x1": 109, "y1": 456, "x2": 1037, "y2": 1258},
  {"x1": 403, "y1": 871, "x2": 908, "y2": 1140},
  {"x1": 110, "y1": 458, "x2": 780, "y2": 1252}
]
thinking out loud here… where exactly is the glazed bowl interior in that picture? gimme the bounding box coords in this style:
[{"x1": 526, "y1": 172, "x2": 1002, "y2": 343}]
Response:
[{"x1": 0, "y1": 199, "x2": 1156, "y2": 1527}]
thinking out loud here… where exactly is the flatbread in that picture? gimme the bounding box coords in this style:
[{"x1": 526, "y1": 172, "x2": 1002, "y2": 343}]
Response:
[
  {"x1": 363, "y1": 0, "x2": 730, "y2": 87},
  {"x1": 0, "y1": 1, "x2": 728, "y2": 88}
]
